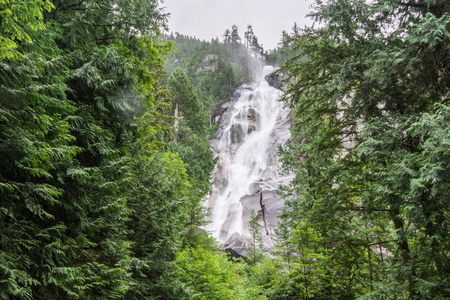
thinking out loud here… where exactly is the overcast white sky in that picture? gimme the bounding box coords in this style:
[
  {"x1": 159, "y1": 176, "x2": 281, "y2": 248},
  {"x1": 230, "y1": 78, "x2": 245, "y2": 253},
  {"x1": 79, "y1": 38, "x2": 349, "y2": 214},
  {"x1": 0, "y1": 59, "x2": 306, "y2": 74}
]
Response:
[{"x1": 163, "y1": 0, "x2": 312, "y2": 50}]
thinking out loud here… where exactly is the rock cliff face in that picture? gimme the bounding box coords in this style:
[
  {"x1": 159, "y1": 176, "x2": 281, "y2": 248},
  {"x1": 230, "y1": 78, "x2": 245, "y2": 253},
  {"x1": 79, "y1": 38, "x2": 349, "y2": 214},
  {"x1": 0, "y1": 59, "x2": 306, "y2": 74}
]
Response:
[
  {"x1": 264, "y1": 72, "x2": 284, "y2": 90},
  {"x1": 223, "y1": 232, "x2": 247, "y2": 259},
  {"x1": 265, "y1": 71, "x2": 298, "y2": 92},
  {"x1": 206, "y1": 66, "x2": 293, "y2": 257}
]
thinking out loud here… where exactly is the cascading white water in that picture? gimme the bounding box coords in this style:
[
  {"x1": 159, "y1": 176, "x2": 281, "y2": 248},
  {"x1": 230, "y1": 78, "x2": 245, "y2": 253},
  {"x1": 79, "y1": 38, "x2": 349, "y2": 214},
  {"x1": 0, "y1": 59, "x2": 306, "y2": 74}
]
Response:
[{"x1": 207, "y1": 65, "x2": 291, "y2": 244}]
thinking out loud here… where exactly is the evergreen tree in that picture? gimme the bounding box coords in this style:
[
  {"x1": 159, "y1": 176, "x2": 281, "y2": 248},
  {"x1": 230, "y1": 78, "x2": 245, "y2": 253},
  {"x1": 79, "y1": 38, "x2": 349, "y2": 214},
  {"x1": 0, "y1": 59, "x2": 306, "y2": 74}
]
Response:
[
  {"x1": 163, "y1": 29, "x2": 253, "y2": 105},
  {"x1": 266, "y1": 29, "x2": 294, "y2": 66},
  {"x1": 175, "y1": 247, "x2": 247, "y2": 300},
  {"x1": 0, "y1": 15, "x2": 82, "y2": 299},
  {"x1": 291, "y1": 22, "x2": 300, "y2": 37},
  {"x1": 250, "y1": 35, "x2": 263, "y2": 56},
  {"x1": 278, "y1": 0, "x2": 450, "y2": 298},
  {"x1": 167, "y1": 69, "x2": 214, "y2": 246},
  {"x1": 0, "y1": 0, "x2": 54, "y2": 59},
  {"x1": 223, "y1": 29, "x2": 231, "y2": 43},
  {"x1": 230, "y1": 25, "x2": 241, "y2": 44},
  {"x1": 168, "y1": 68, "x2": 209, "y2": 136},
  {"x1": 244, "y1": 25, "x2": 254, "y2": 50},
  {"x1": 247, "y1": 210, "x2": 264, "y2": 266},
  {"x1": 0, "y1": 0, "x2": 200, "y2": 298}
]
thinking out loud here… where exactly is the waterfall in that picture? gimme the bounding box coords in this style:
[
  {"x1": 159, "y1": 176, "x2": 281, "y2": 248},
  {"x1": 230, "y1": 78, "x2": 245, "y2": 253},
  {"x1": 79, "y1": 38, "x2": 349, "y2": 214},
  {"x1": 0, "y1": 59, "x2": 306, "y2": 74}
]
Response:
[{"x1": 207, "y1": 65, "x2": 292, "y2": 245}]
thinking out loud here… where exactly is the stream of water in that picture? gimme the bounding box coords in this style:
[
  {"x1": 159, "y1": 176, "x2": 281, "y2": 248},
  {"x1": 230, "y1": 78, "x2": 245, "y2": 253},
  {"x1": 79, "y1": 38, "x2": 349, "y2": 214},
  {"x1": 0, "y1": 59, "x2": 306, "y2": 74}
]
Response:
[{"x1": 206, "y1": 66, "x2": 291, "y2": 244}]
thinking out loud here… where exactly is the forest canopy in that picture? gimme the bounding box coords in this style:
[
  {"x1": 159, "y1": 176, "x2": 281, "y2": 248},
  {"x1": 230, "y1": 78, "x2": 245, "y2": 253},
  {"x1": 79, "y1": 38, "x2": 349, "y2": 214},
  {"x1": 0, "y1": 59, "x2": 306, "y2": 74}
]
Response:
[
  {"x1": 275, "y1": 0, "x2": 450, "y2": 298},
  {"x1": 0, "y1": 0, "x2": 215, "y2": 298}
]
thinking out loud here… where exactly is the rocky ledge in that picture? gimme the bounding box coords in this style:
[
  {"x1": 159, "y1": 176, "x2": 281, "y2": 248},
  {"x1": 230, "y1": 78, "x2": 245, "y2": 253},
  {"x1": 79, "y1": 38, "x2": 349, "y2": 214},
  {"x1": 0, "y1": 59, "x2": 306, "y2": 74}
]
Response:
[{"x1": 264, "y1": 72, "x2": 284, "y2": 90}]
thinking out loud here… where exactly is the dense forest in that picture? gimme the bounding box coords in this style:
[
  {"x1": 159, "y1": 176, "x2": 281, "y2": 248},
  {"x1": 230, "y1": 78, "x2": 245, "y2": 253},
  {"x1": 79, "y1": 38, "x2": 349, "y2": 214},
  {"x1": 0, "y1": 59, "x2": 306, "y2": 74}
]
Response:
[
  {"x1": 164, "y1": 26, "x2": 265, "y2": 114},
  {"x1": 275, "y1": 0, "x2": 450, "y2": 297},
  {"x1": 1, "y1": 0, "x2": 449, "y2": 299}
]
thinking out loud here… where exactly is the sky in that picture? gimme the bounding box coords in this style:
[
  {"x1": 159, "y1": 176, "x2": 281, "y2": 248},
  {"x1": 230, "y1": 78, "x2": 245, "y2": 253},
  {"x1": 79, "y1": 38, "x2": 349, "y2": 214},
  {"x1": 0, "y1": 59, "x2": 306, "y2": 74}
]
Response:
[{"x1": 163, "y1": 0, "x2": 313, "y2": 50}]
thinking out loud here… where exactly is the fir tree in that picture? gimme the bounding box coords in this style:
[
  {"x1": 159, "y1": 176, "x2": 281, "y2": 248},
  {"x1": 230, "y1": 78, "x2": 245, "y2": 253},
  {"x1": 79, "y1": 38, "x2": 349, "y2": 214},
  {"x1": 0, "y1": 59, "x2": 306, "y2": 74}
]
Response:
[
  {"x1": 247, "y1": 210, "x2": 264, "y2": 266},
  {"x1": 277, "y1": 0, "x2": 450, "y2": 298}
]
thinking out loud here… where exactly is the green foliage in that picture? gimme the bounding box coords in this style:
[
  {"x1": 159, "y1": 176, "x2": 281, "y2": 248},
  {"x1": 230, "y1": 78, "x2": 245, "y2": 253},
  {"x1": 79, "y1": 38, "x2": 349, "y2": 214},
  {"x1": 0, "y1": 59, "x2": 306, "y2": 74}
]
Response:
[
  {"x1": 6, "y1": 0, "x2": 449, "y2": 298},
  {"x1": 275, "y1": 0, "x2": 450, "y2": 298},
  {"x1": 168, "y1": 126, "x2": 214, "y2": 192},
  {"x1": 125, "y1": 152, "x2": 193, "y2": 299},
  {"x1": 0, "y1": 0, "x2": 209, "y2": 299},
  {"x1": 0, "y1": 0, "x2": 54, "y2": 59},
  {"x1": 176, "y1": 247, "x2": 246, "y2": 300},
  {"x1": 266, "y1": 30, "x2": 294, "y2": 67},
  {"x1": 166, "y1": 68, "x2": 215, "y2": 251},
  {"x1": 247, "y1": 210, "x2": 264, "y2": 266},
  {"x1": 166, "y1": 69, "x2": 214, "y2": 189},
  {"x1": 164, "y1": 31, "x2": 255, "y2": 110},
  {"x1": 169, "y1": 69, "x2": 209, "y2": 135},
  {"x1": 0, "y1": 12, "x2": 82, "y2": 298},
  {"x1": 242, "y1": 258, "x2": 280, "y2": 300}
]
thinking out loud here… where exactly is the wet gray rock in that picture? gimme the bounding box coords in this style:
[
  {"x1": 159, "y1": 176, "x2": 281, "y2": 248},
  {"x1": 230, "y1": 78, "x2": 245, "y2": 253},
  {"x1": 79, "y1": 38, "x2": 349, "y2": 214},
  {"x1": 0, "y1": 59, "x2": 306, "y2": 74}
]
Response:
[
  {"x1": 211, "y1": 83, "x2": 258, "y2": 131},
  {"x1": 241, "y1": 83, "x2": 256, "y2": 90},
  {"x1": 248, "y1": 182, "x2": 262, "y2": 194},
  {"x1": 240, "y1": 193, "x2": 264, "y2": 221},
  {"x1": 258, "y1": 190, "x2": 285, "y2": 230},
  {"x1": 230, "y1": 124, "x2": 244, "y2": 144},
  {"x1": 239, "y1": 190, "x2": 284, "y2": 252},
  {"x1": 213, "y1": 125, "x2": 225, "y2": 140},
  {"x1": 265, "y1": 72, "x2": 284, "y2": 90},
  {"x1": 246, "y1": 107, "x2": 260, "y2": 135},
  {"x1": 213, "y1": 163, "x2": 228, "y2": 193},
  {"x1": 247, "y1": 124, "x2": 256, "y2": 134},
  {"x1": 224, "y1": 232, "x2": 247, "y2": 259},
  {"x1": 219, "y1": 202, "x2": 241, "y2": 240},
  {"x1": 209, "y1": 139, "x2": 220, "y2": 152},
  {"x1": 247, "y1": 107, "x2": 257, "y2": 121}
]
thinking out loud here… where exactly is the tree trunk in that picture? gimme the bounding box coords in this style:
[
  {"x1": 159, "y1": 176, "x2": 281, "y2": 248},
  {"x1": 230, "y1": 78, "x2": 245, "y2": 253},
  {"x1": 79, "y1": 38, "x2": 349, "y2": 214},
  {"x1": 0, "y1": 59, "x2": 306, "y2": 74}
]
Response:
[
  {"x1": 368, "y1": 246, "x2": 373, "y2": 292},
  {"x1": 392, "y1": 208, "x2": 419, "y2": 298},
  {"x1": 174, "y1": 103, "x2": 179, "y2": 143}
]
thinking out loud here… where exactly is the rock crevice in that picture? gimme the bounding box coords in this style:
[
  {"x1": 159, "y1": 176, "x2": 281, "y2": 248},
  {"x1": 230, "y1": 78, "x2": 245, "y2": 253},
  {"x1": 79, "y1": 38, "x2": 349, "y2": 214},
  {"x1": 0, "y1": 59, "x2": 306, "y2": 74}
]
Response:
[{"x1": 259, "y1": 191, "x2": 269, "y2": 236}]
